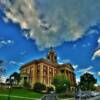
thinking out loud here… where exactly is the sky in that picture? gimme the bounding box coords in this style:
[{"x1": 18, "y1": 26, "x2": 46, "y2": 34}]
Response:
[{"x1": 0, "y1": 0, "x2": 100, "y2": 84}]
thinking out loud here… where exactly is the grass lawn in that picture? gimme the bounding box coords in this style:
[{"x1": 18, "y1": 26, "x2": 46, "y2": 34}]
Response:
[
  {"x1": 0, "y1": 96, "x2": 33, "y2": 100},
  {"x1": 0, "y1": 87, "x2": 44, "y2": 100}
]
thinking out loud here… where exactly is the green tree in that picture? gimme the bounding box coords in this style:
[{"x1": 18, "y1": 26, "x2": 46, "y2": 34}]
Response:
[
  {"x1": 52, "y1": 74, "x2": 70, "y2": 93},
  {"x1": 10, "y1": 72, "x2": 20, "y2": 85},
  {"x1": 79, "y1": 72, "x2": 97, "y2": 91}
]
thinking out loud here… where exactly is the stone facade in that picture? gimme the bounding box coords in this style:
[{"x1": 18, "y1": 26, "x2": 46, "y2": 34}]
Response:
[{"x1": 20, "y1": 48, "x2": 76, "y2": 88}]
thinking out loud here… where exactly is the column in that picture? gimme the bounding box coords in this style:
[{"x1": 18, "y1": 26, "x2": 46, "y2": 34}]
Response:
[
  {"x1": 40, "y1": 64, "x2": 43, "y2": 83},
  {"x1": 48, "y1": 67, "x2": 50, "y2": 86}
]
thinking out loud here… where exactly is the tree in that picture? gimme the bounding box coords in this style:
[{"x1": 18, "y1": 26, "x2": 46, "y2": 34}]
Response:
[
  {"x1": 79, "y1": 72, "x2": 97, "y2": 91},
  {"x1": 10, "y1": 72, "x2": 20, "y2": 85},
  {"x1": 52, "y1": 74, "x2": 70, "y2": 93}
]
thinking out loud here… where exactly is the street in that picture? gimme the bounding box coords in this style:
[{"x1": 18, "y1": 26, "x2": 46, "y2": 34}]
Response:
[
  {"x1": 88, "y1": 96, "x2": 100, "y2": 100},
  {"x1": 73, "y1": 96, "x2": 100, "y2": 100}
]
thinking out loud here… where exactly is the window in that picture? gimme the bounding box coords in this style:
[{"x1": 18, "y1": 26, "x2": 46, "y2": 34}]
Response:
[
  {"x1": 49, "y1": 68, "x2": 53, "y2": 76},
  {"x1": 37, "y1": 65, "x2": 40, "y2": 75},
  {"x1": 43, "y1": 65, "x2": 48, "y2": 76}
]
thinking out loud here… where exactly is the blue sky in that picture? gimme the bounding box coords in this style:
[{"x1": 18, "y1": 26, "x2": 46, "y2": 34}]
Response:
[{"x1": 0, "y1": 0, "x2": 100, "y2": 84}]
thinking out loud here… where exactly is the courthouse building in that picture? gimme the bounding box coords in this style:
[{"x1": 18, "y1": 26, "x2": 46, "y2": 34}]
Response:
[{"x1": 20, "y1": 48, "x2": 76, "y2": 89}]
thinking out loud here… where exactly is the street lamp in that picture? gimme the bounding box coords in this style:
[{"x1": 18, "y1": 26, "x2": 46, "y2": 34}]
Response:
[{"x1": 7, "y1": 76, "x2": 14, "y2": 100}]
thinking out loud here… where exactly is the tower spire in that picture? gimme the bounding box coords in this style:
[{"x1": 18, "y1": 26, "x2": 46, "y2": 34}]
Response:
[{"x1": 47, "y1": 47, "x2": 57, "y2": 64}]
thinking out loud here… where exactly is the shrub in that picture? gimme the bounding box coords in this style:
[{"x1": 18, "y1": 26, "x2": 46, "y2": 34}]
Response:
[
  {"x1": 47, "y1": 86, "x2": 54, "y2": 93},
  {"x1": 34, "y1": 82, "x2": 46, "y2": 92}
]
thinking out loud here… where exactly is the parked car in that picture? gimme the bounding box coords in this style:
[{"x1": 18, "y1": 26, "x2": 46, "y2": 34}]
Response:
[
  {"x1": 75, "y1": 92, "x2": 87, "y2": 99},
  {"x1": 75, "y1": 91, "x2": 94, "y2": 99},
  {"x1": 88, "y1": 91, "x2": 100, "y2": 97}
]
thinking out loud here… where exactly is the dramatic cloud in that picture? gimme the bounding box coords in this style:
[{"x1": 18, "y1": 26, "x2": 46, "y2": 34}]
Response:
[{"x1": 1, "y1": 0, "x2": 100, "y2": 49}]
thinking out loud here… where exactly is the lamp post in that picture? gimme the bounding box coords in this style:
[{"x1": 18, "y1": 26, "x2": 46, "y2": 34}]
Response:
[{"x1": 7, "y1": 76, "x2": 14, "y2": 100}]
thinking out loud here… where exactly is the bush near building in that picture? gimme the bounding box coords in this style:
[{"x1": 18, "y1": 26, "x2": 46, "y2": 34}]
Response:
[
  {"x1": 33, "y1": 82, "x2": 46, "y2": 92},
  {"x1": 47, "y1": 86, "x2": 55, "y2": 93}
]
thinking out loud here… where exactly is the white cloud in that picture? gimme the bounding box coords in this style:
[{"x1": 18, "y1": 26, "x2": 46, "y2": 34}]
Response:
[
  {"x1": 0, "y1": 76, "x2": 7, "y2": 83},
  {"x1": 19, "y1": 62, "x2": 24, "y2": 66},
  {"x1": 94, "y1": 84, "x2": 99, "y2": 87},
  {"x1": 76, "y1": 78, "x2": 80, "y2": 84},
  {"x1": 73, "y1": 65, "x2": 78, "y2": 70},
  {"x1": 7, "y1": 40, "x2": 14, "y2": 44},
  {"x1": 62, "y1": 59, "x2": 71, "y2": 63},
  {"x1": 58, "y1": 59, "x2": 71, "y2": 64},
  {"x1": 92, "y1": 37, "x2": 100, "y2": 60},
  {"x1": 9, "y1": 60, "x2": 17, "y2": 65},
  {"x1": 1, "y1": 0, "x2": 100, "y2": 49},
  {"x1": 97, "y1": 72, "x2": 100, "y2": 76},
  {"x1": 73, "y1": 44, "x2": 77, "y2": 48},
  {"x1": 77, "y1": 66, "x2": 93, "y2": 74},
  {"x1": 3, "y1": 17, "x2": 9, "y2": 23},
  {"x1": 97, "y1": 37, "x2": 100, "y2": 45},
  {"x1": 82, "y1": 43, "x2": 91, "y2": 47},
  {"x1": 84, "y1": 71, "x2": 94, "y2": 75},
  {"x1": 92, "y1": 49, "x2": 100, "y2": 60},
  {"x1": 9, "y1": 60, "x2": 25, "y2": 66},
  {"x1": 0, "y1": 39, "x2": 14, "y2": 48}
]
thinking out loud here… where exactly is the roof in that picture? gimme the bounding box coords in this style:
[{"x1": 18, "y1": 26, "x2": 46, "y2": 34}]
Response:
[
  {"x1": 19, "y1": 49, "x2": 74, "y2": 71},
  {"x1": 58, "y1": 63, "x2": 74, "y2": 71},
  {"x1": 20, "y1": 58, "x2": 58, "y2": 70}
]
